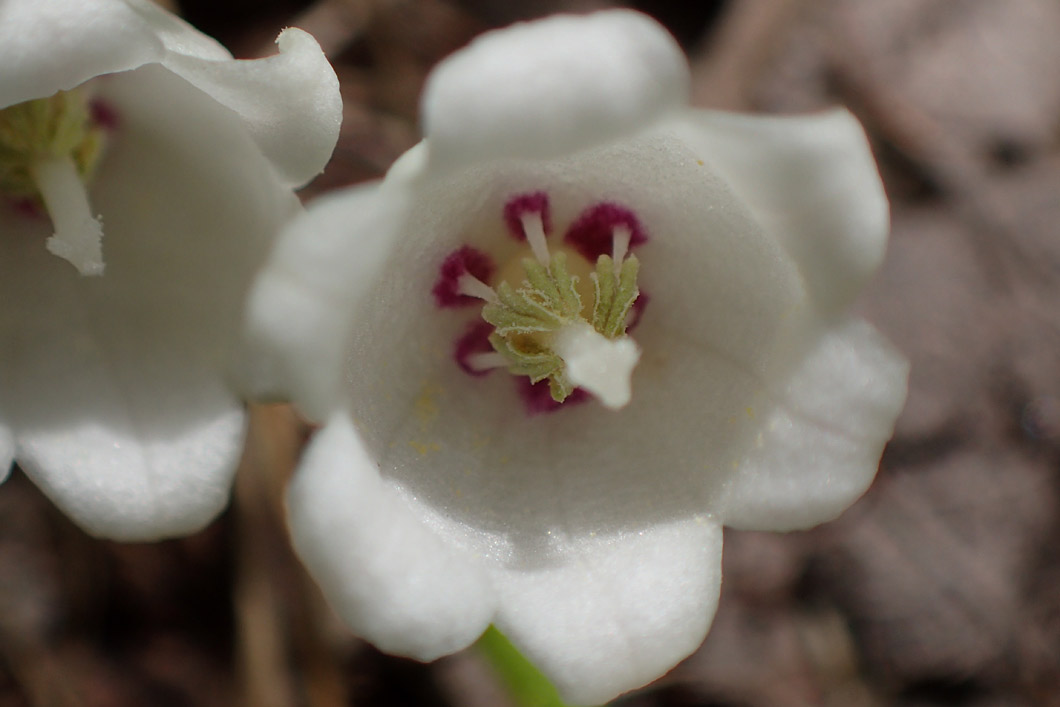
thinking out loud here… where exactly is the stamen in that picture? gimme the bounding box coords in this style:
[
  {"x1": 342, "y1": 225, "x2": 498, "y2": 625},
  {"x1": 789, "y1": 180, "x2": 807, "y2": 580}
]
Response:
[
  {"x1": 32, "y1": 155, "x2": 104, "y2": 276},
  {"x1": 503, "y1": 191, "x2": 551, "y2": 238},
  {"x1": 625, "y1": 292, "x2": 649, "y2": 332},
  {"x1": 454, "y1": 321, "x2": 496, "y2": 377},
  {"x1": 465, "y1": 351, "x2": 509, "y2": 372},
  {"x1": 433, "y1": 246, "x2": 495, "y2": 308},
  {"x1": 456, "y1": 273, "x2": 499, "y2": 303},
  {"x1": 449, "y1": 193, "x2": 649, "y2": 414},
  {"x1": 520, "y1": 211, "x2": 550, "y2": 266},
  {"x1": 611, "y1": 224, "x2": 631, "y2": 274},
  {"x1": 565, "y1": 202, "x2": 648, "y2": 261}
]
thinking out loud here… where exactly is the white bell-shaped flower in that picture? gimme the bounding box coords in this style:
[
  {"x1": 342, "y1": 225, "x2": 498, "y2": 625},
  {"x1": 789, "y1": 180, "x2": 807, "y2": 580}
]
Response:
[
  {"x1": 240, "y1": 10, "x2": 907, "y2": 705},
  {"x1": 0, "y1": 0, "x2": 341, "y2": 540}
]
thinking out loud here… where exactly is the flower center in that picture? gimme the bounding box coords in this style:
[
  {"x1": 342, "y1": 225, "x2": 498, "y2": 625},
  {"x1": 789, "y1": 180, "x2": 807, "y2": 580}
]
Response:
[
  {"x1": 434, "y1": 192, "x2": 648, "y2": 412},
  {"x1": 0, "y1": 90, "x2": 109, "y2": 275}
]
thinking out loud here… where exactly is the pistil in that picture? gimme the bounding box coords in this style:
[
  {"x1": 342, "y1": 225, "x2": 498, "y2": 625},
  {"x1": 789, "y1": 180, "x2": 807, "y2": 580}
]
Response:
[
  {"x1": 0, "y1": 90, "x2": 107, "y2": 275},
  {"x1": 31, "y1": 155, "x2": 104, "y2": 275},
  {"x1": 551, "y1": 321, "x2": 639, "y2": 409}
]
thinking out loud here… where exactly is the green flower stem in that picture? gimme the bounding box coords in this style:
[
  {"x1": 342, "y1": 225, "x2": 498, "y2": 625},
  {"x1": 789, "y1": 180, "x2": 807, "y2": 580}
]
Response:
[{"x1": 476, "y1": 625, "x2": 602, "y2": 707}]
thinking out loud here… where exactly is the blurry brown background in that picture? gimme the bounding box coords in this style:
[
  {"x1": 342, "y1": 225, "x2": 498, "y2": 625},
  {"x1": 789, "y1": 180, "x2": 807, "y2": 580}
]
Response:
[{"x1": 3, "y1": 0, "x2": 1060, "y2": 705}]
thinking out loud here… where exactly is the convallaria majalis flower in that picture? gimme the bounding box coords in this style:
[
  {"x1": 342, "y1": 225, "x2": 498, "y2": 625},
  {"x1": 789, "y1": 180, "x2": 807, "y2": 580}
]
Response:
[
  {"x1": 0, "y1": 0, "x2": 341, "y2": 540},
  {"x1": 239, "y1": 10, "x2": 909, "y2": 705}
]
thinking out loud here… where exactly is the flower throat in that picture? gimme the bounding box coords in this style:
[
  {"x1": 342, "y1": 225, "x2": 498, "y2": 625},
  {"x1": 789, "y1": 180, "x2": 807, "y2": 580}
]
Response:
[{"x1": 433, "y1": 192, "x2": 648, "y2": 413}]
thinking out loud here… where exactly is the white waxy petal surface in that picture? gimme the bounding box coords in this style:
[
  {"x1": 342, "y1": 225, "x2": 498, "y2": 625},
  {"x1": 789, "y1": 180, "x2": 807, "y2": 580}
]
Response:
[
  {"x1": 722, "y1": 319, "x2": 909, "y2": 531},
  {"x1": 422, "y1": 10, "x2": 688, "y2": 169},
  {"x1": 0, "y1": 0, "x2": 228, "y2": 108},
  {"x1": 158, "y1": 28, "x2": 342, "y2": 188},
  {"x1": 491, "y1": 518, "x2": 723, "y2": 706},
  {"x1": 667, "y1": 109, "x2": 889, "y2": 314},
  {"x1": 287, "y1": 411, "x2": 497, "y2": 659},
  {"x1": 2, "y1": 3, "x2": 338, "y2": 188},
  {"x1": 1, "y1": 236, "x2": 246, "y2": 539},
  {"x1": 238, "y1": 180, "x2": 409, "y2": 421}
]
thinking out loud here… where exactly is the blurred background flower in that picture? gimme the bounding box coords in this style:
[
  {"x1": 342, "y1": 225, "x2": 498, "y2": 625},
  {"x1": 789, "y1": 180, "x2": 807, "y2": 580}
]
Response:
[{"x1": 0, "y1": 1, "x2": 339, "y2": 541}]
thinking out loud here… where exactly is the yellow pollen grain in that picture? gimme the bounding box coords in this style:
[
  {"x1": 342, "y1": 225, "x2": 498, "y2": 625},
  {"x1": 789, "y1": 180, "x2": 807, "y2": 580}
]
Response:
[
  {"x1": 408, "y1": 440, "x2": 440, "y2": 456},
  {"x1": 409, "y1": 382, "x2": 442, "y2": 456},
  {"x1": 414, "y1": 382, "x2": 441, "y2": 425}
]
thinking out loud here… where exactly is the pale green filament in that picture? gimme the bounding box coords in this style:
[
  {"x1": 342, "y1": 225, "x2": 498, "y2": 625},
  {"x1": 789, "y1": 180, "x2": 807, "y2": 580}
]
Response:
[
  {"x1": 0, "y1": 90, "x2": 104, "y2": 198},
  {"x1": 481, "y1": 250, "x2": 641, "y2": 403}
]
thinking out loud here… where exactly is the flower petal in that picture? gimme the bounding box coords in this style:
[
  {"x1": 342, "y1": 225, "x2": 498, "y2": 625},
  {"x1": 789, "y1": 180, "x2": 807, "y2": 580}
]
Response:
[
  {"x1": 13, "y1": 394, "x2": 244, "y2": 542},
  {"x1": 118, "y1": 0, "x2": 236, "y2": 60},
  {"x1": 0, "y1": 0, "x2": 227, "y2": 108},
  {"x1": 668, "y1": 108, "x2": 889, "y2": 314},
  {"x1": 422, "y1": 10, "x2": 688, "y2": 169},
  {"x1": 2, "y1": 210, "x2": 244, "y2": 540},
  {"x1": 0, "y1": 64, "x2": 301, "y2": 539},
  {"x1": 490, "y1": 518, "x2": 723, "y2": 705},
  {"x1": 237, "y1": 174, "x2": 413, "y2": 421},
  {"x1": 2, "y1": 2, "x2": 338, "y2": 187},
  {"x1": 721, "y1": 319, "x2": 909, "y2": 531},
  {"x1": 158, "y1": 28, "x2": 342, "y2": 187},
  {"x1": 287, "y1": 411, "x2": 497, "y2": 659}
]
